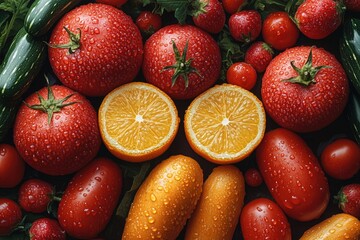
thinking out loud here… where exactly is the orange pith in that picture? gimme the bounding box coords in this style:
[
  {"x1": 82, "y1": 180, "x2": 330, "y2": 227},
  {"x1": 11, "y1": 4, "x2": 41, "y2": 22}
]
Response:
[
  {"x1": 184, "y1": 83, "x2": 266, "y2": 164},
  {"x1": 98, "y1": 82, "x2": 180, "y2": 162}
]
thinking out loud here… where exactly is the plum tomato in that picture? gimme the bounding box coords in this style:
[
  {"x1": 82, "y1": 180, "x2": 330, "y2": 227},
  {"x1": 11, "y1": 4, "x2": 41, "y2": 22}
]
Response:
[{"x1": 0, "y1": 144, "x2": 25, "y2": 188}]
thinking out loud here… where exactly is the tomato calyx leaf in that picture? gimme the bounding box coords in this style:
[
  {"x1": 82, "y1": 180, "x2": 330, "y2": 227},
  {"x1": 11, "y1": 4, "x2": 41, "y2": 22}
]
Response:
[
  {"x1": 334, "y1": 187, "x2": 348, "y2": 210},
  {"x1": 283, "y1": 48, "x2": 330, "y2": 86},
  {"x1": 162, "y1": 40, "x2": 202, "y2": 88},
  {"x1": 47, "y1": 26, "x2": 81, "y2": 54},
  {"x1": 190, "y1": 0, "x2": 207, "y2": 18},
  {"x1": 24, "y1": 85, "x2": 78, "y2": 124}
]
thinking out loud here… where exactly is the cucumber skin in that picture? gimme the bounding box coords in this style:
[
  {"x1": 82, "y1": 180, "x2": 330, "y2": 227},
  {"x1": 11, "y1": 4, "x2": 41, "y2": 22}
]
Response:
[
  {"x1": 0, "y1": 28, "x2": 46, "y2": 100},
  {"x1": 24, "y1": 0, "x2": 82, "y2": 37}
]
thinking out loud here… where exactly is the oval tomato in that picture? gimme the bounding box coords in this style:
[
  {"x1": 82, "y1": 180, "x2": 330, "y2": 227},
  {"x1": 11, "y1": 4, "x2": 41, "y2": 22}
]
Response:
[
  {"x1": 226, "y1": 62, "x2": 257, "y2": 90},
  {"x1": 240, "y1": 198, "x2": 291, "y2": 240},
  {"x1": 142, "y1": 24, "x2": 221, "y2": 100},
  {"x1": 58, "y1": 158, "x2": 122, "y2": 239},
  {"x1": 320, "y1": 138, "x2": 360, "y2": 180},
  {"x1": 48, "y1": 3, "x2": 143, "y2": 96},
  {"x1": 261, "y1": 46, "x2": 349, "y2": 132},
  {"x1": 256, "y1": 128, "x2": 330, "y2": 222},
  {"x1": 0, "y1": 144, "x2": 25, "y2": 188},
  {"x1": 13, "y1": 85, "x2": 101, "y2": 176},
  {"x1": 0, "y1": 198, "x2": 22, "y2": 236},
  {"x1": 262, "y1": 11, "x2": 299, "y2": 51}
]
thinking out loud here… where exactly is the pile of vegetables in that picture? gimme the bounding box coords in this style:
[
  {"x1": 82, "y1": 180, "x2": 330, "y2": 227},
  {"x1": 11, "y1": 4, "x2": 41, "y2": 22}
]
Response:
[{"x1": 0, "y1": 0, "x2": 360, "y2": 239}]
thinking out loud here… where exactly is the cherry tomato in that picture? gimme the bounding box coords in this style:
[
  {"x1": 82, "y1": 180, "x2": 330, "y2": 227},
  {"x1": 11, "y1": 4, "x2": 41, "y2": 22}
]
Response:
[
  {"x1": 244, "y1": 168, "x2": 263, "y2": 187},
  {"x1": 0, "y1": 198, "x2": 22, "y2": 236},
  {"x1": 95, "y1": 0, "x2": 127, "y2": 8},
  {"x1": 240, "y1": 198, "x2": 292, "y2": 240},
  {"x1": 222, "y1": 0, "x2": 246, "y2": 14},
  {"x1": 136, "y1": 11, "x2": 162, "y2": 35},
  {"x1": 226, "y1": 62, "x2": 257, "y2": 90},
  {"x1": 262, "y1": 11, "x2": 299, "y2": 51},
  {"x1": 0, "y1": 144, "x2": 25, "y2": 188},
  {"x1": 320, "y1": 138, "x2": 360, "y2": 180}
]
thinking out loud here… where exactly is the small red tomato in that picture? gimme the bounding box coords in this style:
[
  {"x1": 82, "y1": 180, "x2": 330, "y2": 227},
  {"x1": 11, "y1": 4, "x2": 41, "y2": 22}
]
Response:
[
  {"x1": 222, "y1": 0, "x2": 246, "y2": 14},
  {"x1": 226, "y1": 62, "x2": 257, "y2": 90},
  {"x1": 136, "y1": 11, "x2": 162, "y2": 35},
  {"x1": 240, "y1": 198, "x2": 291, "y2": 240},
  {"x1": 0, "y1": 198, "x2": 22, "y2": 236},
  {"x1": 58, "y1": 158, "x2": 122, "y2": 239},
  {"x1": 262, "y1": 11, "x2": 299, "y2": 51},
  {"x1": 95, "y1": 0, "x2": 127, "y2": 8},
  {"x1": 192, "y1": 0, "x2": 226, "y2": 34},
  {"x1": 228, "y1": 10, "x2": 262, "y2": 43},
  {"x1": 256, "y1": 128, "x2": 330, "y2": 221},
  {"x1": 335, "y1": 184, "x2": 360, "y2": 218},
  {"x1": 18, "y1": 179, "x2": 54, "y2": 213},
  {"x1": 320, "y1": 138, "x2": 360, "y2": 180},
  {"x1": 29, "y1": 218, "x2": 66, "y2": 240},
  {"x1": 0, "y1": 144, "x2": 25, "y2": 188},
  {"x1": 244, "y1": 168, "x2": 263, "y2": 187},
  {"x1": 244, "y1": 41, "x2": 273, "y2": 73}
]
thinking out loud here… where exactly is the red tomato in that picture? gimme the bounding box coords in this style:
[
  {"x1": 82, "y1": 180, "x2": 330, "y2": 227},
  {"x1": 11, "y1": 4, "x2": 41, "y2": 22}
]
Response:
[
  {"x1": 320, "y1": 138, "x2": 360, "y2": 180},
  {"x1": 256, "y1": 128, "x2": 330, "y2": 221},
  {"x1": 13, "y1": 85, "x2": 101, "y2": 176},
  {"x1": 29, "y1": 218, "x2": 66, "y2": 240},
  {"x1": 228, "y1": 10, "x2": 262, "y2": 43},
  {"x1": 48, "y1": 3, "x2": 143, "y2": 96},
  {"x1": 262, "y1": 11, "x2": 299, "y2": 51},
  {"x1": 226, "y1": 62, "x2": 257, "y2": 90},
  {"x1": 244, "y1": 168, "x2": 263, "y2": 187},
  {"x1": 58, "y1": 158, "x2": 122, "y2": 239},
  {"x1": 0, "y1": 198, "x2": 22, "y2": 236},
  {"x1": 261, "y1": 46, "x2": 349, "y2": 132},
  {"x1": 142, "y1": 24, "x2": 221, "y2": 100},
  {"x1": 240, "y1": 198, "x2": 291, "y2": 240},
  {"x1": 244, "y1": 41, "x2": 273, "y2": 73},
  {"x1": 18, "y1": 179, "x2": 54, "y2": 213},
  {"x1": 222, "y1": 0, "x2": 246, "y2": 14},
  {"x1": 0, "y1": 144, "x2": 25, "y2": 188},
  {"x1": 192, "y1": 0, "x2": 226, "y2": 34},
  {"x1": 95, "y1": 0, "x2": 127, "y2": 8},
  {"x1": 136, "y1": 11, "x2": 162, "y2": 35}
]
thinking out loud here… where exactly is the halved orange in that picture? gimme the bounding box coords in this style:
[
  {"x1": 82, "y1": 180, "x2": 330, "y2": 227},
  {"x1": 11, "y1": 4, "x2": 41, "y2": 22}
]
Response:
[
  {"x1": 184, "y1": 84, "x2": 266, "y2": 164},
  {"x1": 98, "y1": 82, "x2": 180, "y2": 162}
]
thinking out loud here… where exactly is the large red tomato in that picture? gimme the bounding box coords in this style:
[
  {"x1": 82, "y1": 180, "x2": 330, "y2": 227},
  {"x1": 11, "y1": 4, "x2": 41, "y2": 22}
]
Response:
[
  {"x1": 142, "y1": 24, "x2": 221, "y2": 100},
  {"x1": 13, "y1": 85, "x2": 101, "y2": 175},
  {"x1": 58, "y1": 158, "x2": 122, "y2": 239},
  {"x1": 256, "y1": 128, "x2": 330, "y2": 222},
  {"x1": 48, "y1": 3, "x2": 143, "y2": 97},
  {"x1": 261, "y1": 46, "x2": 349, "y2": 132}
]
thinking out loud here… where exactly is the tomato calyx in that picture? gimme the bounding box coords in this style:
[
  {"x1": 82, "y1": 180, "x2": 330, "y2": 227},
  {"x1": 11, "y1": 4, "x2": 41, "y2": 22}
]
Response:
[
  {"x1": 334, "y1": 188, "x2": 347, "y2": 209},
  {"x1": 190, "y1": 0, "x2": 207, "y2": 17},
  {"x1": 283, "y1": 48, "x2": 329, "y2": 86},
  {"x1": 24, "y1": 86, "x2": 78, "y2": 124},
  {"x1": 162, "y1": 40, "x2": 202, "y2": 88},
  {"x1": 48, "y1": 27, "x2": 81, "y2": 54}
]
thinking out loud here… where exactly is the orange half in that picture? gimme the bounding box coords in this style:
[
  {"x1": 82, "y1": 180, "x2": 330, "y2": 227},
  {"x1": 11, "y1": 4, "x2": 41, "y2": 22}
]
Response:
[
  {"x1": 184, "y1": 84, "x2": 266, "y2": 164},
  {"x1": 99, "y1": 82, "x2": 180, "y2": 162}
]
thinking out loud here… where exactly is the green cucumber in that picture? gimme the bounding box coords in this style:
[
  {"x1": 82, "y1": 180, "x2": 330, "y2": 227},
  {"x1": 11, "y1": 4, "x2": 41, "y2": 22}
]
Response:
[
  {"x1": 24, "y1": 0, "x2": 82, "y2": 37},
  {"x1": 339, "y1": 17, "x2": 360, "y2": 95},
  {"x1": 0, "y1": 99, "x2": 19, "y2": 143},
  {"x1": 346, "y1": 89, "x2": 360, "y2": 144},
  {"x1": 0, "y1": 28, "x2": 46, "y2": 100}
]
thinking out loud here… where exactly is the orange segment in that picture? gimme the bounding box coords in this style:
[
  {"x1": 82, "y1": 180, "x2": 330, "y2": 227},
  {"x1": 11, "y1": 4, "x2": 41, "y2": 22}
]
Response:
[
  {"x1": 99, "y1": 82, "x2": 180, "y2": 162},
  {"x1": 184, "y1": 83, "x2": 266, "y2": 164}
]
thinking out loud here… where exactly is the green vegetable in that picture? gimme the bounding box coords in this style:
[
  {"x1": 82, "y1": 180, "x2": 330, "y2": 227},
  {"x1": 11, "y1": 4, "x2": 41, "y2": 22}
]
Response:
[
  {"x1": 0, "y1": 0, "x2": 30, "y2": 58},
  {"x1": 0, "y1": 27, "x2": 46, "y2": 100},
  {"x1": 24, "y1": 0, "x2": 82, "y2": 37},
  {"x1": 346, "y1": 89, "x2": 360, "y2": 144},
  {"x1": 339, "y1": 17, "x2": 360, "y2": 95}
]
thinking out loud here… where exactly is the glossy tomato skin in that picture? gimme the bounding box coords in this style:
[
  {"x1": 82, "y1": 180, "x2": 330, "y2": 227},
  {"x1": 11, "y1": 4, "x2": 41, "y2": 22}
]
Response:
[
  {"x1": 262, "y1": 11, "x2": 299, "y2": 51},
  {"x1": 58, "y1": 158, "x2": 122, "y2": 239},
  {"x1": 136, "y1": 11, "x2": 162, "y2": 35},
  {"x1": 18, "y1": 179, "x2": 54, "y2": 213},
  {"x1": 222, "y1": 0, "x2": 246, "y2": 14},
  {"x1": 48, "y1": 3, "x2": 143, "y2": 97},
  {"x1": 226, "y1": 62, "x2": 257, "y2": 90},
  {"x1": 192, "y1": 0, "x2": 226, "y2": 34},
  {"x1": 320, "y1": 138, "x2": 360, "y2": 180},
  {"x1": 228, "y1": 10, "x2": 262, "y2": 43},
  {"x1": 256, "y1": 128, "x2": 330, "y2": 222},
  {"x1": 244, "y1": 168, "x2": 263, "y2": 187},
  {"x1": 142, "y1": 24, "x2": 221, "y2": 100},
  {"x1": 29, "y1": 218, "x2": 66, "y2": 240},
  {"x1": 13, "y1": 85, "x2": 101, "y2": 176},
  {"x1": 240, "y1": 198, "x2": 291, "y2": 240},
  {"x1": 244, "y1": 41, "x2": 273, "y2": 73},
  {"x1": 261, "y1": 46, "x2": 349, "y2": 132},
  {"x1": 0, "y1": 144, "x2": 25, "y2": 188},
  {"x1": 95, "y1": 0, "x2": 127, "y2": 8},
  {"x1": 0, "y1": 198, "x2": 22, "y2": 236}
]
